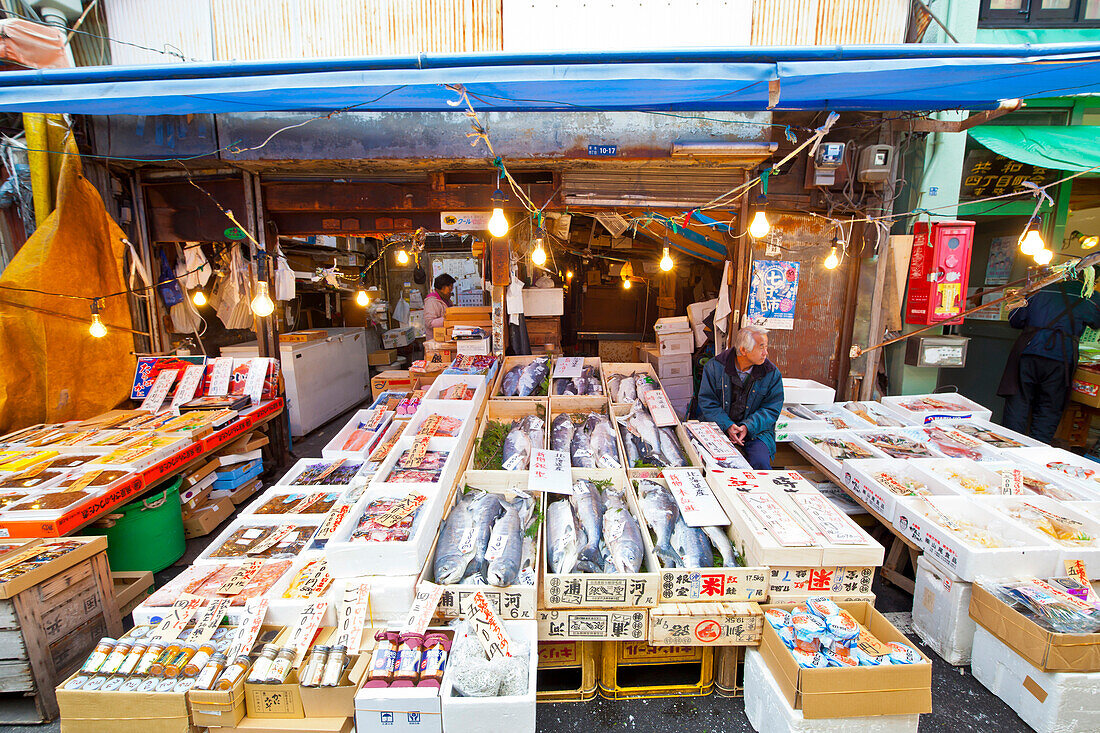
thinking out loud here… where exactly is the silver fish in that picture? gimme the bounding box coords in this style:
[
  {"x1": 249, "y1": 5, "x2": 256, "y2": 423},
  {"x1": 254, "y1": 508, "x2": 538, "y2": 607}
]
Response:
[
  {"x1": 554, "y1": 378, "x2": 573, "y2": 395},
  {"x1": 607, "y1": 374, "x2": 623, "y2": 399},
  {"x1": 638, "y1": 480, "x2": 680, "y2": 568},
  {"x1": 570, "y1": 420, "x2": 595, "y2": 468},
  {"x1": 501, "y1": 366, "x2": 524, "y2": 396},
  {"x1": 572, "y1": 372, "x2": 589, "y2": 395},
  {"x1": 547, "y1": 499, "x2": 581, "y2": 574},
  {"x1": 635, "y1": 372, "x2": 659, "y2": 401},
  {"x1": 551, "y1": 413, "x2": 574, "y2": 453},
  {"x1": 627, "y1": 404, "x2": 664, "y2": 461},
  {"x1": 570, "y1": 480, "x2": 604, "y2": 572},
  {"x1": 434, "y1": 491, "x2": 503, "y2": 584},
  {"x1": 602, "y1": 488, "x2": 644, "y2": 573},
  {"x1": 589, "y1": 413, "x2": 622, "y2": 469},
  {"x1": 672, "y1": 518, "x2": 714, "y2": 568},
  {"x1": 524, "y1": 415, "x2": 545, "y2": 453},
  {"x1": 618, "y1": 420, "x2": 641, "y2": 466},
  {"x1": 503, "y1": 420, "x2": 533, "y2": 471},
  {"x1": 701, "y1": 526, "x2": 738, "y2": 568},
  {"x1": 615, "y1": 373, "x2": 637, "y2": 403},
  {"x1": 517, "y1": 357, "x2": 550, "y2": 396},
  {"x1": 658, "y1": 427, "x2": 687, "y2": 467},
  {"x1": 485, "y1": 494, "x2": 533, "y2": 586},
  {"x1": 586, "y1": 376, "x2": 604, "y2": 395},
  {"x1": 520, "y1": 534, "x2": 538, "y2": 585}
]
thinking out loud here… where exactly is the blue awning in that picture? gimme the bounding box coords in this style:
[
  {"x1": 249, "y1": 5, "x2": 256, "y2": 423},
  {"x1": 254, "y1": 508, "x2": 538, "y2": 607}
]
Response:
[{"x1": 0, "y1": 43, "x2": 1099, "y2": 114}]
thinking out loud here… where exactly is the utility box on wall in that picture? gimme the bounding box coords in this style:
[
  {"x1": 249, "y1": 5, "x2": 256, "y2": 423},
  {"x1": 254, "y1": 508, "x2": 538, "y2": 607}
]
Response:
[{"x1": 905, "y1": 221, "x2": 977, "y2": 326}]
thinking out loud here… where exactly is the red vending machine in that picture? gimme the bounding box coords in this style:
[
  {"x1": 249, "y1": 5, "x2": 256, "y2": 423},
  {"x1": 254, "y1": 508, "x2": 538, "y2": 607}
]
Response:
[{"x1": 905, "y1": 220, "x2": 976, "y2": 325}]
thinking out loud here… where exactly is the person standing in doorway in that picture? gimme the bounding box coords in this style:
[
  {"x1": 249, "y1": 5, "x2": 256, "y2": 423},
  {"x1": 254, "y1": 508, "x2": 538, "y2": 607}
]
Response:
[
  {"x1": 424, "y1": 273, "x2": 455, "y2": 330},
  {"x1": 999, "y1": 279, "x2": 1100, "y2": 443},
  {"x1": 697, "y1": 324, "x2": 784, "y2": 469}
]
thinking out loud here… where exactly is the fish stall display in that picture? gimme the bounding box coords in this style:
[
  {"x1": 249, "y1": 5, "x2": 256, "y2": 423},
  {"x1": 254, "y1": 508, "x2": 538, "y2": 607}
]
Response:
[
  {"x1": 636, "y1": 479, "x2": 738, "y2": 568},
  {"x1": 801, "y1": 435, "x2": 877, "y2": 461},
  {"x1": 446, "y1": 618, "x2": 531, "y2": 697},
  {"x1": 615, "y1": 404, "x2": 688, "y2": 468},
  {"x1": 552, "y1": 366, "x2": 604, "y2": 396},
  {"x1": 499, "y1": 357, "x2": 551, "y2": 397},
  {"x1": 546, "y1": 480, "x2": 646, "y2": 574},
  {"x1": 842, "y1": 401, "x2": 907, "y2": 428},
  {"x1": 551, "y1": 412, "x2": 621, "y2": 469},
  {"x1": 432, "y1": 489, "x2": 539, "y2": 587},
  {"x1": 473, "y1": 414, "x2": 545, "y2": 471},
  {"x1": 857, "y1": 431, "x2": 938, "y2": 459}
]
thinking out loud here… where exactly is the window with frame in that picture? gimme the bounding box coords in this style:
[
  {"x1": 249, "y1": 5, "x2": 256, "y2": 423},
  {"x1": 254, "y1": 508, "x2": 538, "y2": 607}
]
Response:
[{"x1": 980, "y1": 0, "x2": 1100, "y2": 25}]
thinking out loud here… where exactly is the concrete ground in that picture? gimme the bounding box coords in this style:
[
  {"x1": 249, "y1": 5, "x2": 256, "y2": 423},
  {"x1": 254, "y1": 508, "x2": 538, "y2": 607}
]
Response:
[{"x1": 0, "y1": 400, "x2": 1032, "y2": 732}]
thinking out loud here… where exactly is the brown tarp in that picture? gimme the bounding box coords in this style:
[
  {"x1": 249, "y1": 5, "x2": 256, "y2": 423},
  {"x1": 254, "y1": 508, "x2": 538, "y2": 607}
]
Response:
[{"x1": 0, "y1": 136, "x2": 135, "y2": 432}]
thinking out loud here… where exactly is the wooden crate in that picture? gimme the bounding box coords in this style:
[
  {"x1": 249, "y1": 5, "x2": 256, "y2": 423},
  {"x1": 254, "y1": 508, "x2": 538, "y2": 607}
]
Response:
[
  {"x1": 598, "y1": 642, "x2": 714, "y2": 700},
  {"x1": 537, "y1": 641, "x2": 600, "y2": 703},
  {"x1": 111, "y1": 571, "x2": 154, "y2": 620},
  {"x1": 714, "y1": 645, "x2": 744, "y2": 697},
  {"x1": 0, "y1": 543, "x2": 121, "y2": 722},
  {"x1": 526, "y1": 316, "x2": 562, "y2": 352}
]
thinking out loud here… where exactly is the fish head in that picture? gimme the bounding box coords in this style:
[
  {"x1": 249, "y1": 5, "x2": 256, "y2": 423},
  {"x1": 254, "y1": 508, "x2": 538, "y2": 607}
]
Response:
[{"x1": 434, "y1": 555, "x2": 468, "y2": 584}]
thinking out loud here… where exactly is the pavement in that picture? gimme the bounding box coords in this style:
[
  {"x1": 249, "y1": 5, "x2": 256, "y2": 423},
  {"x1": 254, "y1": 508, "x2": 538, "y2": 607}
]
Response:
[{"x1": 0, "y1": 400, "x2": 1033, "y2": 732}]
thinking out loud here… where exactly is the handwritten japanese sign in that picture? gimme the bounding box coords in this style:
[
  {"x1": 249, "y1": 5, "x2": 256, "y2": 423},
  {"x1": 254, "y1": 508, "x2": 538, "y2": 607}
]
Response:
[
  {"x1": 664, "y1": 469, "x2": 728, "y2": 527},
  {"x1": 528, "y1": 449, "x2": 572, "y2": 494},
  {"x1": 553, "y1": 357, "x2": 584, "y2": 379}
]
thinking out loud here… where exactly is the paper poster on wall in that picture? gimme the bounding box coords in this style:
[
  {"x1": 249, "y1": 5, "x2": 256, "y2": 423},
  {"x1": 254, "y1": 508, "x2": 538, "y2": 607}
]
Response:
[
  {"x1": 985, "y1": 235, "x2": 1016, "y2": 285},
  {"x1": 746, "y1": 260, "x2": 799, "y2": 330}
]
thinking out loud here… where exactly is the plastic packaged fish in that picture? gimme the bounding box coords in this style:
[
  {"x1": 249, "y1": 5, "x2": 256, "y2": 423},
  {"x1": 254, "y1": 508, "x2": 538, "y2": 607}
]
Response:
[
  {"x1": 859, "y1": 432, "x2": 935, "y2": 459},
  {"x1": 873, "y1": 471, "x2": 931, "y2": 497},
  {"x1": 998, "y1": 502, "x2": 1097, "y2": 546},
  {"x1": 803, "y1": 436, "x2": 875, "y2": 461}
]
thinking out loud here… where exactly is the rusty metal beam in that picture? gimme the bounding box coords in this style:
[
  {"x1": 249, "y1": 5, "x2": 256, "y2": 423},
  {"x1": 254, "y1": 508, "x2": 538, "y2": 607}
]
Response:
[
  {"x1": 261, "y1": 181, "x2": 559, "y2": 213},
  {"x1": 269, "y1": 211, "x2": 443, "y2": 236},
  {"x1": 892, "y1": 100, "x2": 1022, "y2": 133}
]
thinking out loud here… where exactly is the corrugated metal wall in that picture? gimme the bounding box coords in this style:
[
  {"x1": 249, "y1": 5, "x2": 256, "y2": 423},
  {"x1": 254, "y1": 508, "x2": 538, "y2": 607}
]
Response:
[
  {"x1": 103, "y1": 0, "x2": 214, "y2": 65},
  {"x1": 751, "y1": 0, "x2": 910, "y2": 45}
]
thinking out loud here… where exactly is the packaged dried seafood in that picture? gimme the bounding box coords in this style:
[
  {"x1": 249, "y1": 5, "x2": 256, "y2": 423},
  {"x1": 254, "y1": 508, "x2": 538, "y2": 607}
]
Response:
[
  {"x1": 803, "y1": 435, "x2": 876, "y2": 461},
  {"x1": 873, "y1": 471, "x2": 931, "y2": 498},
  {"x1": 997, "y1": 502, "x2": 1098, "y2": 546},
  {"x1": 858, "y1": 431, "x2": 936, "y2": 459},
  {"x1": 289, "y1": 460, "x2": 364, "y2": 486},
  {"x1": 252, "y1": 491, "x2": 341, "y2": 515},
  {"x1": 349, "y1": 495, "x2": 425, "y2": 543}
]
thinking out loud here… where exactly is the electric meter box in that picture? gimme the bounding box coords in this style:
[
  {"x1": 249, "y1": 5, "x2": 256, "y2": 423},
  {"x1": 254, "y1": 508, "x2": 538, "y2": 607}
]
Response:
[
  {"x1": 904, "y1": 335, "x2": 970, "y2": 368},
  {"x1": 857, "y1": 144, "x2": 894, "y2": 183},
  {"x1": 905, "y1": 221, "x2": 977, "y2": 326}
]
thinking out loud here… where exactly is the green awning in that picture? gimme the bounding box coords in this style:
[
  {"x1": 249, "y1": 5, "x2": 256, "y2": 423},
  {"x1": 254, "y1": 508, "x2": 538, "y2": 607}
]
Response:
[{"x1": 969, "y1": 126, "x2": 1100, "y2": 172}]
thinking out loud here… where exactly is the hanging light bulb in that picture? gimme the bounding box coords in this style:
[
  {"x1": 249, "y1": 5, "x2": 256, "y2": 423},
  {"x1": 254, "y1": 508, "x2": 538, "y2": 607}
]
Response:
[
  {"x1": 566, "y1": 269, "x2": 574, "y2": 280},
  {"x1": 1020, "y1": 218, "x2": 1044, "y2": 256},
  {"x1": 531, "y1": 232, "x2": 547, "y2": 266},
  {"x1": 660, "y1": 247, "x2": 674, "y2": 272},
  {"x1": 395, "y1": 249, "x2": 409, "y2": 265},
  {"x1": 487, "y1": 184, "x2": 509, "y2": 238},
  {"x1": 356, "y1": 289, "x2": 369, "y2": 307},
  {"x1": 192, "y1": 290, "x2": 207, "y2": 307},
  {"x1": 749, "y1": 210, "x2": 771, "y2": 239},
  {"x1": 88, "y1": 299, "x2": 107, "y2": 338},
  {"x1": 250, "y1": 280, "x2": 275, "y2": 317},
  {"x1": 824, "y1": 247, "x2": 840, "y2": 270},
  {"x1": 622, "y1": 278, "x2": 632, "y2": 290},
  {"x1": 1083, "y1": 235, "x2": 1099, "y2": 250},
  {"x1": 1034, "y1": 247, "x2": 1054, "y2": 265}
]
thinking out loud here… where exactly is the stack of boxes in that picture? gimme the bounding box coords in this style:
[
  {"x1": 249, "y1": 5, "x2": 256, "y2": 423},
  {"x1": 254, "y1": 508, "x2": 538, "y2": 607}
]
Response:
[
  {"x1": 642, "y1": 316, "x2": 695, "y2": 419},
  {"x1": 521, "y1": 288, "x2": 564, "y2": 354}
]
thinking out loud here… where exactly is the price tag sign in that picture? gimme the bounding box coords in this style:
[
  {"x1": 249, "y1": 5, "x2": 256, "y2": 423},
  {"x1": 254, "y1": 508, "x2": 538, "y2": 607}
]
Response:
[
  {"x1": 1002, "y1": 469, "x2": 1025, "y2": 496},
  {"x1": 400, "y1": 435, "x2": 432, "y2": 468},
  {"x1": 172, "y1": 364, "x2": 207, "y2": 407},
  {"x1": 365, "y1": 409, "x2": 388, "y2": 431},
  {"x1": 664, "y1": 469, "x2": 729, "y2": 527},
  {"x1": 244, "y1": 358, "x2": 269, "y2": 405},
  {"x1": 643, "y1": 389, "x2": 678, "y2": 427},
  {"x1": 289, "y1": 560, "x2": 332, "y2": 599},
  {"x1": 150, "y1": 595, "x2": 206, "y2": 642},
  {"x1": 792, "y1": 494, "x2": 866, "y2": 545},
  {"x1": 208, "y1": 357, "x2": 234, "y2": 396},
  {"x1": 527, "y1": 449, "x2": 572, "y2": 494},
  {"x1": 417, "y1": 414, "x2": 444, "y2": 437},
  {"x1": 226, "y1": 598, "x2": 269, "y2": 661},
  {"x1": 289, "y1": 492, "x2": 329, "y2": 514},
  {"x1": 287, "y1": 601, "x2": 329, "y2": 665},
  {"x1": 1064, "y1": 560, "x2": 1100, "y2": 605},
  {"x1": 216, "y1": 559, "x2": 265, "y2": 596},
  {"x1": 308, "y1": 458, "x2": 346, "y2": 485},
  {"x1": 685, "y1": 422, "x2": 739, "y2": 459},
  {"x1": 190, "y1": 598, "x2": 231, "y2": 644},
  {"x1": 553, "y1": 357, "x2": 584, "y2": 379},
  {"x1": 314, "y1": 503, "x2": 352, "y2": 543},
  {"x1": 463, "y1": 590, "x2": 513, "y2": 660},
  {"x1": 140, "y1": 369, "x2": 179, "y2": 413},
  {"x1": 742, "y1": 493, "x2": 816, "y2": 546},
  {"x1": 246, "y1": 525, "x2": 297, "y2": 556},
  {"x1": 375, "y1": 493, "x2": 427, "y2": 527},
  {"x1": 334, "y1": 582, "x2": 371, "y2": 650},
  {"x1": 453, "y1": 355, "x2": 475, "y2": 370},
  {"x1": 441, "y1": 382, "x2": 468, "y2": 400},
  {"x1": 370, "y1": 433, "x2": 402, "y2": 463},
  {"x1": 402, "y1": 581, "x2": 444, "y2": 636}
]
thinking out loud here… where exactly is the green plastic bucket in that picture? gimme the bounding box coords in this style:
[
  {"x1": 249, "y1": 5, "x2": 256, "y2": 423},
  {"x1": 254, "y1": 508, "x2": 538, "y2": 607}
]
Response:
[{"x1": 88, "y1": 476, "x2": 186, "y2": 572}]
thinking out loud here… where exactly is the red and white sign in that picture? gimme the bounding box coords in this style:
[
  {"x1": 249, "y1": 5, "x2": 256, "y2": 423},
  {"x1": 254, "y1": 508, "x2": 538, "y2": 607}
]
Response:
[
  {"x1": 287, "y1": 601, "x2": 329, "y2": 665},
  {"x1": 464, "y1": 590, "x2": 514, "y2": 659},
  {"x1": 226, "y1": 598, "x2": 269, "y2": 660},
  {"x1": 208, "y1": 357, "x2": 234, "y2": 396},
  {"x1": 664, "y1": 469, "x2": 728, "y2": 527},
  {"x1": 139, "y1": 369, "x2": 179, "y2": 413},
  {"x1": 335, "y1": 582, "x2": 371, "y2": 650},
  {"x1": 172, "y1": 364, "x2": 207, "y2": 408},
  {"x1": 528, "y1": 449, "x2": 572, "y2": 494},
  {"x1": 553, "y1": 357, "x2": 584, "y2": 379},
  {"x1": 150, "y1": 595, "x2": 206, "y2": 642},
  {"x1": 643, "y1": 389, "x2": 678, "y2": 428},
  {"x1": 686, "y1": 422, "x2": 739, "y2": 459}
]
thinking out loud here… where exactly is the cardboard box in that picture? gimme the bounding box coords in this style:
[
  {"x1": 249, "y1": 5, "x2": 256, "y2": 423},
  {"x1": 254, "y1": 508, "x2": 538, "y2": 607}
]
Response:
[
  {"x1": 456, "y1": 337, "x2": 490, "y2": 356},
  {"x1": 57, "y1": 671, "x2": 193, "y2": 733},
  {"x1": 221, "y1": 718, "x2": 352, "y2": 733},
  {"x1": 211, "y1": 477, "x2": 263, "y2": 506},
  {"x1": 280, "y1": 330, "x2": 328, "y2": 344},
  {"x1": 536, "y1": 607, "x2": 649, "y2": 641},
  {"x1": 371, "y1": 370, "x2": 414, "y2": 400},
  {"x1": 183, "y1": 496, "x2": 235, "y2": 539},
  {"x1": 190, "y1": 675, "x2": 247, "y2": 729},
  {"x1": 649, "y1": 602, "x2": 762, "y2": 646},
  {"x1": 759, "y1": 601, "x2": 932, "y2": 719},
  {"x1": 433, "y1": 327, "x2": 447, "y2": 341},
  {"x1": 368, "y1": 348, "x2": 398, "y2": 366},
  {"x1": 382, "y1": 328, "x2": 416, "y2": 349},
  {"x1": 969, "y1": 582, "x2": 1100, "y2": 673},
  {"x1": 1071, "y1": 366, "x2": 1100, "y2": 408},
  {"x1": 245, "y1": 635, "x2": 367, "y2": 719}
]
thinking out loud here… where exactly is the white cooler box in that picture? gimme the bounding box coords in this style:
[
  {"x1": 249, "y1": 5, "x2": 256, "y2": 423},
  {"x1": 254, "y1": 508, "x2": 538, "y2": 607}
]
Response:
[{"x1": 911, "y1": 554, "x2": 975, "y2": 666}]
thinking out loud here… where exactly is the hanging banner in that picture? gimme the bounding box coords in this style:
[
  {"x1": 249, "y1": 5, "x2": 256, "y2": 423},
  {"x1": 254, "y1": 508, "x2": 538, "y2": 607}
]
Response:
[{"x1": 746, "y1": 260, "x2": 799, "y2": 330}]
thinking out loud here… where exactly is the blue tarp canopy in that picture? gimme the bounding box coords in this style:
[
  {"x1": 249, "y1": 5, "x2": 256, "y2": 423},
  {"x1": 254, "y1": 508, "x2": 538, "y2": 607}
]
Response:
[{"x1": 1, "y1": 43, "x2": 1100, "y2": 114}]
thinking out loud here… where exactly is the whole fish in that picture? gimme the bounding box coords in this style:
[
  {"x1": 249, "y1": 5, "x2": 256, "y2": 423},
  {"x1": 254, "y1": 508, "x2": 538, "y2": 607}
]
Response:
[
  {"x1": 551, "y1": 413, "x2": 574, "y2": 453},
  {"x1": 638, "y1": 480, "x2": 680, "y2": 568},
  {"x1": 547, "y1": 499, "x2": 582, "y2": 574},
  {"x1": 485, "y1": 495, "x2": 533, "y2": 586},
  {"x1": 627, "y1": 404, "x2": 664, "y2": 462},
  {"x1": 554, "y1": 378, "x2": 573, "y2": 395},
  {"x1": 602, "y1": 488, "x2": 644, "y2": 573},
  {"x1": 688, "y1": 435, "x2": 751, "y2": 469},
  {"x1": 586, "y1": 376, "x2": 604, "y2": 395},
  {"x1": 607, "y1": 374, "x2": 623, "y2": 400},
  {"x1": 672, "y1": 518, "x2": 714, "y2": 568},
  {"x1": 519, "y1": 535, "x2": 538, "y2": 585},
  {"x1": 589, "y1": 413, "x2": 622, "y2": 469},
  {"x1": 701, "y1": 526, "x2": 738, "y2": 568},
  {"x1": 434, "y1": 491, "x2": 503, "y2": 583},
  {"x1": 618, "y1": 420, "x2": 641, "y2": 466},
  {"x1": 571, "y1": 371, "x2": 589, "y2": 395},
  {"x1": 635, "y1": 373, "x2": 659, "y2": 402},
  {"x1": 517, "y1": 357, "x2": 550, "y2": 396},
  {"x1": 657, "y1": 427, "x2": 687, "y2": 467},
  {"x1": 570, "y1": 480, "x2": 604, "y2": 572},
  {"x1": 502, "y1": 419, "x2": 533, "y2": 471},
  {"x1": 615, "y1": 373, "x2": 637, "y2": 403},
  {"x1": 570, "y1": 421, "x2": 595, "y2": 468},
  {"x1": 524, "y1": 415, "x2": 546, "y2": 453},
  {"x1": 501, "y1": 366, "x2": 524, "y2": 396}
]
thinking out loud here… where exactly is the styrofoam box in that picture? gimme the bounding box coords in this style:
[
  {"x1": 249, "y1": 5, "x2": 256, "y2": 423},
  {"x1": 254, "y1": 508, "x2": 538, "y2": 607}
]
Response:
[
  {"x1": 331, "y1": 575, "x2": 416, "y2": 626},
  {"x1": 782, "y1": 379, "x2": 835, "y2": 405},
  {"x1": 911, "y1": 554, "x2": 974, "y2": 666},
  {"x1": 909, "y1": 424, "x2": 1008, "y2": 463},
  {"x1": 908, "y1": 458, "x2": 1013, "y2": 497},
  {"x1": 657, "y1": 331, "x2": 694, "y2": 356},
  {"x1": 838, "y1": 400, "x2": 918, "y2": 427},
  {"x1": 441, "y1": 621, "x2": 537, "y2": 733},
  {"x1": 799, "y1": 404, "x2": 871, "y2": 432},
  {"x1": 325, "y1": 483, "x2": 453, "y2": 578},
  {"x1": 640, "y1": 345, "x2": 692, "y2": 381},
  {"x1": 840, "y1": 458, "x2": 961, "y2": 524},
  {"x1": 239, "y1": 485, "x2": 348, "y2": 519},
  {"x1": 423, "y1": 372, "x2": 488, "y2": 404},
  {"x1": 926, "y1": 416, "x2": 1044, "y2": 449},
  {"x1": 892, "y1": 495, "x2": 1059, "y2": 581},
  {"x1": 275, "y1": 457, "x2": 373, "y2": 491},
  {"x1": 322, "y1": 408, "x2": 394, "y2": 460},
  {"x1": 743, "y1": 648, "x2": 919, "y2": 733},
  {"x1": 1067, "y1": 501, "x2": 1100, "y2": 520},
  {"x1": 521, "y1": 287, "x2": 564, "y2": 317},
  {"x1": 972, "y1": 625, "x2": 1100, "y2": 733},
  {"x1": 196, "y1": 513, "x2": 323, "y2": 563},
  {"x1": 789, "y1": 431, "x2": 888, "y2": 478},
  {"x1": 371, "y1": 435, "x2": 463, "y2": 496},
  {"x1": 982, "y1": 495, "x2": 1100, "y2": 572},
  {"x1": 402, "y1": 399, "x2": 478, "y2": 445},
  {"x1": 355, "y1": 625, "x2": 454, "y2": 733},
  {"x1": 879, "y1": 392, "x2": 993, "y2": 424},
  {"x1": 851, "y1": 428, "x2": 949, "y2": 461},
  {"x1": 1003, "y1": 446, "x2": 1100, "y2": 497}
]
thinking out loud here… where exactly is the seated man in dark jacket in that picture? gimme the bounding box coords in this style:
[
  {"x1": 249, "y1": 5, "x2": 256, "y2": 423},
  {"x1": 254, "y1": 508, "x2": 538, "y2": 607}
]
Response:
[
  {"x1": 999, "y1": 279, "x2": 1100, "y2": 443},
  {"x1": 697, "y1": 325, "x2": 784, "y2": 469}
]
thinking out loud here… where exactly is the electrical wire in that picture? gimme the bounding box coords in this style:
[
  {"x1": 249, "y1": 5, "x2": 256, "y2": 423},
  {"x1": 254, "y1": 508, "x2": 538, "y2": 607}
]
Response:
[{"x1": 1, "y1": 8, "x2": 197, "y2": 62}]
